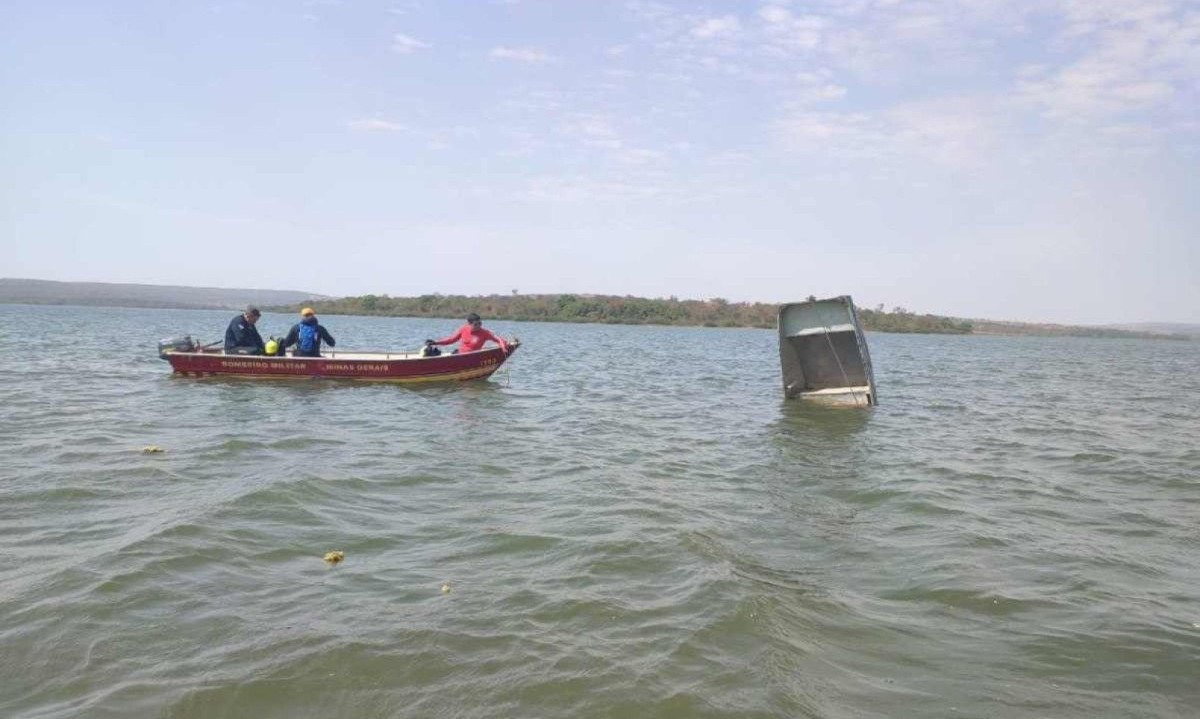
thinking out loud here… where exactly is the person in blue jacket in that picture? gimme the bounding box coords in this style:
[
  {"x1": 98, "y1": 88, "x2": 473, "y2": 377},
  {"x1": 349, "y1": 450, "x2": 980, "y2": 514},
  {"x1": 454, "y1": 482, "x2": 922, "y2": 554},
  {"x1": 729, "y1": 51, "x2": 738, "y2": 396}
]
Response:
[
  {"x1": 279, "y1": 307, "x2": 336, "y2": 357},
  {"x1": 224, "y1": 305, "x2": 266, "y2": 354}
]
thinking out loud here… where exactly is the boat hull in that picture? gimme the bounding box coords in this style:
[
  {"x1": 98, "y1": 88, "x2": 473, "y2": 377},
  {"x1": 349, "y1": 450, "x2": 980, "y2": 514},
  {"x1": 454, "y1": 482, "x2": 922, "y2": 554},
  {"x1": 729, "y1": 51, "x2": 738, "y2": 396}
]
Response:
[
  {"x1": 163, "y1": 343, "x2": 518, "y2": 384},
  {"x1": 778, "y1": 297, "x2": 876, "y2": 406}
]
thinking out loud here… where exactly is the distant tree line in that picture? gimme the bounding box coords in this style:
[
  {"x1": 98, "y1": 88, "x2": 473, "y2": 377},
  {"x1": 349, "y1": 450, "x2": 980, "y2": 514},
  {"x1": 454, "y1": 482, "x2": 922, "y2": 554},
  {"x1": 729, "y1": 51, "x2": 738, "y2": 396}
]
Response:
[
  {"x1": 276, "y1": 294, "x2": 980, "y2": 334},
  {"x1": 0, "y1": 278, "x2": 1183, "y2": 339},
  {"x1": 274, "y1": 293, "x2": 1189, "y2": 339},
  {"x1": 857, "y1": 305, "x2": 975, "y2": 334}
]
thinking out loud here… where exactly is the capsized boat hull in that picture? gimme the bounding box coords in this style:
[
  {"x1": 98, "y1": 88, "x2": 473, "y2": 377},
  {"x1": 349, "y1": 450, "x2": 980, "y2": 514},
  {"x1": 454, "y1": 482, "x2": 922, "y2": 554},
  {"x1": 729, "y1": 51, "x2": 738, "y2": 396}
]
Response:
[
  {"x1": 161, "y1": 342, "x2": 519, "y2": 383},
  {"x1": 778, "y1": 297, "x2": 876, "y2": 406}
]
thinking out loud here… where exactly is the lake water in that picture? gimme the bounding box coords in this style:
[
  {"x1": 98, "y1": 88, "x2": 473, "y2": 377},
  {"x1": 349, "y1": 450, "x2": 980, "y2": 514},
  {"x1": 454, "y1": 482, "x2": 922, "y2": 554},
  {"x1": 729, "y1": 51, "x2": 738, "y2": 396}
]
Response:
[{"x1": 1, "y1": 304, "x2": 1197, "y2": 719}]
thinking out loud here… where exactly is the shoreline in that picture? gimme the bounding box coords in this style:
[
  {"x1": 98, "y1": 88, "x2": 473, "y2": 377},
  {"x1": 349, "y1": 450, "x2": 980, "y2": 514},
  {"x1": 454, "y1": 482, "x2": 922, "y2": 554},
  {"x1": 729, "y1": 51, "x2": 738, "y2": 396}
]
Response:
[{"x1": 2, "y1": 301, "x2": 1190, "y2": 340}]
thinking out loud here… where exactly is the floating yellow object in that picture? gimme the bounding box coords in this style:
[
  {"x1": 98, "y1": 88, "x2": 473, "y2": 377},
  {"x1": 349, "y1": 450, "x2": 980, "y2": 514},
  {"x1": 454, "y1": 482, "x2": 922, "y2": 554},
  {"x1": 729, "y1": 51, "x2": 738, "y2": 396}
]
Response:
[
  {"x1": 323, "y1": 550, "x2": 344, "y2": 565},
  {"x1": 441, "y1": 583, "x2": 451, "y2": 594},
  {"x1": 141, "y1": 446, "x2": 165, "y2": 454}
]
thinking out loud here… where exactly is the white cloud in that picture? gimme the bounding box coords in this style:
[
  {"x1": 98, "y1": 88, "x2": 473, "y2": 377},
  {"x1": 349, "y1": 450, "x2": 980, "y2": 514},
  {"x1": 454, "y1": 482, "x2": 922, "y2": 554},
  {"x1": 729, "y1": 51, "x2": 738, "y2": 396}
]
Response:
[
  {"x1": 792, "y1": 70, "x2": 846, "y2": 104},
  {"x1": 619, "y1": 0, "x2": 1195, "y2": 166},
  {"x1": 558, "y1": 113, "x2": 623, "y2": 149},
  {"x1": 520, "y1": 175, "x2": 668, "y2": 202},
  {"x1": 348, "y1": 118, "x2": 406, "y2": 132},
  {"x1": 392, "y1": 33, "x2": 431, "y2": 54},
  {"x1": 889, "y1": 100, "x2": 999, "y2": 166},
  {"x1": 1019, "y1": 0, "x2": 1198, "y2": 122},
  {"x1": 776, "y1": 98, "x2": 1001, "y2": 168},
  {"x1": 776, "y1": 111, "x2": 877, "y2": 151},
  {"x1": 1020, "y1": 62, "x2": 1174, "y2": 119},
  {"x1": 795, "y1": 82, "x2": 846, "y2": 103},
  {"x1": 617, "y1": 147, "x2": 668, "y2": 164},
  {"x1": 692, "y1": 15, "x2": 741, "y2": 39},
  {"x1": 759, "y1": 6, "x2": 791, "y2": 25},
  {"x1": 490, "y1": 46, "x2": 553, "y2": 63},
  {"x1": 758, "y1": 6, "x2": 824, "y2": 50}
]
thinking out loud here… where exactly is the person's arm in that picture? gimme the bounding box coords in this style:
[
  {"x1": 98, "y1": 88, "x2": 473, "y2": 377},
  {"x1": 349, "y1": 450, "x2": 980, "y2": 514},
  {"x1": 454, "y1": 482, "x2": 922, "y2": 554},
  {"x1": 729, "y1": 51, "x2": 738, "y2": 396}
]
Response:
[
  {"x1": 320, "y1": 325, "x2": 336, "y2": 347},
  {"x1": 278, "y1": 324, "x2": 299, "y2": 350},
  {"x1": 430, "y1": 326, "x2": 464, "y2": 346},
  {"x1": 480, "y1": 328, "x2": 508, "y2": 351},
  {"x1": 224, "y1": 319, "x2": 239, "y2": 350},
  {"x1": 250, "y1": 326, "x2": 266, "y2": 352}
]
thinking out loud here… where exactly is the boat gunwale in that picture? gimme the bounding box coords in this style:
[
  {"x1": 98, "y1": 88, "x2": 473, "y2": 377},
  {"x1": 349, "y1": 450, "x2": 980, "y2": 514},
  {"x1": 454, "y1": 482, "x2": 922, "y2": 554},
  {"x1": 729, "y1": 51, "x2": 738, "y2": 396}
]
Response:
[
  {"x1": 161, "y1": 340, "x2": 519, "y2": 384},
  {"x1": 162, "y1": 341, "x2": 519, "y2": 364}
]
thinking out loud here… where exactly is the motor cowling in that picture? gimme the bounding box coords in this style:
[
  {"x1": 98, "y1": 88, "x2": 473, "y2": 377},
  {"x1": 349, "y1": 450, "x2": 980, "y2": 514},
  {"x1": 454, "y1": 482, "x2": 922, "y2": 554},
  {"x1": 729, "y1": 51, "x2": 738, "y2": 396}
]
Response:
[{"x1": 158, "y1": 335, "x2": 196, "y2": 360}]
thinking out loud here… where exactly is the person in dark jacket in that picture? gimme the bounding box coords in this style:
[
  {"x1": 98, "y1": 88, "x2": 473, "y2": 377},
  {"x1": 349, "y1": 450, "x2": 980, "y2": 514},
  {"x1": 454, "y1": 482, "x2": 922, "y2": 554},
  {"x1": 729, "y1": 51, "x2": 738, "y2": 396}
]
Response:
[
  {"x1": 279, "y1": 307, "x2": 335, "y2": 357},
  {"x1": 224, "y1": 305, "x2": 266, "y2": 354}
]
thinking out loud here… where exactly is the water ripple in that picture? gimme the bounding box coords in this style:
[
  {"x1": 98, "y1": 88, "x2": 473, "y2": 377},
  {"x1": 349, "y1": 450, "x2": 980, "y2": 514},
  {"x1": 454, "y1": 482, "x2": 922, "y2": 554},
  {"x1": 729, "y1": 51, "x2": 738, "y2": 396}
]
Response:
[{"x1": 1, "y1": 307, "x2": 1198, "y2": 718}]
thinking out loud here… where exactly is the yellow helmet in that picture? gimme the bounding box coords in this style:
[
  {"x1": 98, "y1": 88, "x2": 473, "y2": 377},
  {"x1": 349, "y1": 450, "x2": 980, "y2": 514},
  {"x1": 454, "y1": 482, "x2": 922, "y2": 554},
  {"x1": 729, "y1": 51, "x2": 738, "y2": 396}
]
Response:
[{"x1": 265, "y1": 339, "x2": 279, "y2": 356}]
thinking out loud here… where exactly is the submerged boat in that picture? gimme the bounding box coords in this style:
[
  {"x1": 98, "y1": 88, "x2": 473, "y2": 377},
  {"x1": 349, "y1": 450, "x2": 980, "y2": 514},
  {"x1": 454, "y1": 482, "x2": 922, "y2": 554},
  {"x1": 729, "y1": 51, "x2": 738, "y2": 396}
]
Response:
[
  {"x1": 778, "y1": 296, "x2": 877, "y2": 406},
  {"x1": 157, "y1": 336, "x2": 519, "y2": 383}
]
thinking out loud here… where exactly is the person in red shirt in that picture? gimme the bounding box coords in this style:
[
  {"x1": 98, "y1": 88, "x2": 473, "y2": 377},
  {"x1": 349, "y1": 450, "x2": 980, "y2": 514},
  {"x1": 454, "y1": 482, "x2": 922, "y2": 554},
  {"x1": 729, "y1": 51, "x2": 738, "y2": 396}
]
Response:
[{"x1": 428, "y1": 313, "x2": 508, "y2": 354}]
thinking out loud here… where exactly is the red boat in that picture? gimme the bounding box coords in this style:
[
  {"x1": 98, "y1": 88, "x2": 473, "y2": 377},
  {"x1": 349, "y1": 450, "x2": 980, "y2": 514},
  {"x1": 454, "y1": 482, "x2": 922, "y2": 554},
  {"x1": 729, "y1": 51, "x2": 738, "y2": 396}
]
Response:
[{"x1": 157, "y1": 336, "x2": 519, "y2": 383}]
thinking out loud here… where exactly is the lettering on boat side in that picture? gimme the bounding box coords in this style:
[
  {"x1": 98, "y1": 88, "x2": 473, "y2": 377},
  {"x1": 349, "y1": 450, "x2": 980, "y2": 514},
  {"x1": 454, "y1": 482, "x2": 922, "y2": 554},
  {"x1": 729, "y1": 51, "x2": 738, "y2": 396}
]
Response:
[
  {"x1": 216, "y1": 360, "x2": 389, "y2": 372},
  {"x1": 219, "y1": 360, "x2": 306, "y2": 370},
  {"x1": 321, "y1": 363, "x2": 388, "y2": 372}
]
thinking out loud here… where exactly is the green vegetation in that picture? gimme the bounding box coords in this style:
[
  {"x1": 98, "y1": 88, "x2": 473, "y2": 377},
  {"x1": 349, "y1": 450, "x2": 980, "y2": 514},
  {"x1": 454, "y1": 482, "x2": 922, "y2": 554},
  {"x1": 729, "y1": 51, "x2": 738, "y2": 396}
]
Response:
[
  {"x1": 293, "y1": 293, "x2": 780, "y2": 328},
  {"x1": 0, "y1": 278, "x2": 1182, "y2": 338},
  {"x1": 281, "y1": 293, "x2": 1187, "y2": 339},
  {"x1": 967, "y1": 319, "x2": 1185, "y2": 339},
  {"x1": 858, "y1": 305, "x2": 975, "y2": 334}
]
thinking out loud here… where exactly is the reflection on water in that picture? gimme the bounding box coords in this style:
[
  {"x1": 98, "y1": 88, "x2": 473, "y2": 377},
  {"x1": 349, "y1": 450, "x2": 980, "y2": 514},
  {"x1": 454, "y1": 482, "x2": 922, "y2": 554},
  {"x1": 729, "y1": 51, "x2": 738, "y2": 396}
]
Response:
[
  {"x1": 1, "y1": 305, "x2": 1198, "y2": 719},
  {"x1": 772, "y1": 399, "x2": 872, "y2": 440}
]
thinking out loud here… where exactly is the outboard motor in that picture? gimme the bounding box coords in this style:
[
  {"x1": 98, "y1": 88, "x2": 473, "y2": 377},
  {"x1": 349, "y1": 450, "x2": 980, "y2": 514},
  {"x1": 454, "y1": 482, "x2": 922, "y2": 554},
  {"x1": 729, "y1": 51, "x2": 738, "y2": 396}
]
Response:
[{"x1": 158, "y1": 335, "x2": 196, "y2": 360}]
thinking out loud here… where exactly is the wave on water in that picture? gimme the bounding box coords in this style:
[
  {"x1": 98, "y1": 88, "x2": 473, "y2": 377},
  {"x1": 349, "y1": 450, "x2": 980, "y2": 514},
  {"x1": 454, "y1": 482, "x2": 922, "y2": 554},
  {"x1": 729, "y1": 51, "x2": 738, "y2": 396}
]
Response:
[{"x1": 1, "y1": 306, "x2": 1198, "y2": 718}]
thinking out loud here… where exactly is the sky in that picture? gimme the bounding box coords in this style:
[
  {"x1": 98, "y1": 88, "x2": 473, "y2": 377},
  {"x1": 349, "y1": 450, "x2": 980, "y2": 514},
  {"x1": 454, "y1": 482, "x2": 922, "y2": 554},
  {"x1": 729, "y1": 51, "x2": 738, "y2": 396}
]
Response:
[{"x1": 2, "y1": 0, "x2": 1198, "y2": 324}]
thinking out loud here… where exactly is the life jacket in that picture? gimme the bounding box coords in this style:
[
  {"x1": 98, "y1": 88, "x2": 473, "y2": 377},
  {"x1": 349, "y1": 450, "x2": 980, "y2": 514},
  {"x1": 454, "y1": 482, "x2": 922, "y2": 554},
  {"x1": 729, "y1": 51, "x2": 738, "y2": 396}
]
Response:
[{"x1": 298, "y1": 322, "x2": 319, "y2": 353}]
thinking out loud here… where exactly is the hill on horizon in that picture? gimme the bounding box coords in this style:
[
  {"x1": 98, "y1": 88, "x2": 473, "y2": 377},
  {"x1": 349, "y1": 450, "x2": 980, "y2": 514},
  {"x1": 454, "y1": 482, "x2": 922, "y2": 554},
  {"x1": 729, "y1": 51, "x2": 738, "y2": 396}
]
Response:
[
  {"x1": 1103, "y1": 322, "x2": 1200, "y2": 338},
  {"x1": 0, "y1": 278, "x2": 328, "y2": 311}
]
